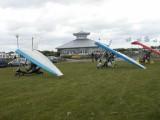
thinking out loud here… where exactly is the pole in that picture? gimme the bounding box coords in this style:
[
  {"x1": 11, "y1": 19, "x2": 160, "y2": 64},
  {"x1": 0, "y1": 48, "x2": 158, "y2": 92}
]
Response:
[
  {"x1": 16, "y1": 35, "x2": 19, "y2": 48},
  {"x1": 32, "y1": 37, "x2": 34, "y2": 50},
  {"x1": 16, "y1": 35, "x2": 21, "y2": 70}
]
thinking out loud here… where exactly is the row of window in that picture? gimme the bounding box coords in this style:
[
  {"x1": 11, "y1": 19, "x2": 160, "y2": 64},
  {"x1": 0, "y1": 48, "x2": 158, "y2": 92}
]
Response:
[{"x1": 60, "y1": 48, "x2": 102, "y2": 55}]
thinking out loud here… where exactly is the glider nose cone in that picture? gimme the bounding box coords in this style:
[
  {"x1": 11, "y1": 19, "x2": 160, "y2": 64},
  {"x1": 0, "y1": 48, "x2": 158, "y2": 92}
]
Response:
[
  {"x1": 142, "y1": 66, "x2": 146, "y2": 69},
  {"x1": 50, "y1": 67, "x2": 63, "y2": 77},
  {"x1": 131, "y1": 41, "x2": 139, "y2": 45},
  {"x1": 55, "y1": 69, "x2": 63, "y2": 76},
  {"x1": 57, "y1": 72, "x2": 63, "y2": 77}
]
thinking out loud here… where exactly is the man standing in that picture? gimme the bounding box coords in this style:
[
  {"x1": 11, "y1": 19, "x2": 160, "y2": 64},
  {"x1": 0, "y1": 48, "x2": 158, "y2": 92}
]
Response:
[{"x1": 91, "y1": 52, "x2": 94, "y2": 62}]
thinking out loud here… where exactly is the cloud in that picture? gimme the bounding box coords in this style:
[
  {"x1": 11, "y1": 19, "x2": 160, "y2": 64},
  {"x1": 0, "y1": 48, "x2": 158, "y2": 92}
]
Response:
[
  {"x1": 0, "y1": 0, "x2": 51, "y2": 8},
  {"x1": 0, "y1": 0, "x2": 106, "y2": 8},
  {"x1": 0, "y1": 0, "x2": 160, "y2": 51}
]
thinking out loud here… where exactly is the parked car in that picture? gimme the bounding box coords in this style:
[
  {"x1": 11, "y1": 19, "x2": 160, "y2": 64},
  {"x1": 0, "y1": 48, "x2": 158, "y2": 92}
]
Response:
[
  {"x1": 8, "y1": 58, "x2": 30, "y2": 67},
  {"x1": 48, "y1": 56, "x2": 60, "y2": 63},
  {"x1": 0, "y1": 59, "x2": 8, "y2": 68}
]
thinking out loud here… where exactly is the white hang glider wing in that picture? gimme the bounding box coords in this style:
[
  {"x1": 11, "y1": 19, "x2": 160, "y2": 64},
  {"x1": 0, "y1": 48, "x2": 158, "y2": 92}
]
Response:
[
  {"x1": 95, "y1": 41, "x2": 146, "y2": 69},
  {"x1": 16, "y1": 48, "x2": 63, "y2": 76}
]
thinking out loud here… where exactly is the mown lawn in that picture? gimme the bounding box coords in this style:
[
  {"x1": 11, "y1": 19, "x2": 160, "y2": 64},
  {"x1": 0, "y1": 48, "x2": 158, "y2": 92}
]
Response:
[{"x1": 0, "y1": 61, "x2": 160, "y2": 120}]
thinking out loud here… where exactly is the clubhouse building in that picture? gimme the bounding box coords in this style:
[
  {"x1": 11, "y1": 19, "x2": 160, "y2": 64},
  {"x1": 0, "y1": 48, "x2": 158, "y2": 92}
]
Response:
[{"x1": 56, "y1": 31, "x2": 101, "y2": 56}]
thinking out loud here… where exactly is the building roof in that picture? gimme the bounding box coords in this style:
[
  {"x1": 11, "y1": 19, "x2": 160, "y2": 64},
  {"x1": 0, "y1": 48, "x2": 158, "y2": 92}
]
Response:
[
  {"x1": 73, "y1": 31, "x2": 90, "y2": 37},
  {"x1": 57, "y1": 31, "x2": 97, "y2": 49},
  {"x1": 56, "y1": 39, "x2": 97, "y2": 49}
]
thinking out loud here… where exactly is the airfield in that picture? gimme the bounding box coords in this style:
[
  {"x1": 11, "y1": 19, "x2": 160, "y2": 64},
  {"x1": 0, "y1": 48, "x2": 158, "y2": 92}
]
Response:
[{"x1": 0, "y1": 61, "x2": 160, "y2": 120}]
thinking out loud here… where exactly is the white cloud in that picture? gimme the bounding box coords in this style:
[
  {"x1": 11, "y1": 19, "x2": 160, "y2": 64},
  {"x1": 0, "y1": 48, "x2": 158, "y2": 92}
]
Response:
[{"x1": 0, "y1": 0, "x2": 160, "y2": 51}]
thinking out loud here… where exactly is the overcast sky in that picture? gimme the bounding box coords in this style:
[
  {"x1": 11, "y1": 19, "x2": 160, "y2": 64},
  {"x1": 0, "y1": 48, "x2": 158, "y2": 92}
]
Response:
[{"x1": 0, "y1": 0, "x2": 160, "y2": 52}]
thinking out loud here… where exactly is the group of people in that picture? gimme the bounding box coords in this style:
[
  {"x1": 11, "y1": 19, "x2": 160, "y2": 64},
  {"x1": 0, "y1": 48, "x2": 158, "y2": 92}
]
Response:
[
  {"x1": 91, "y1": 51, "x2": 116, "y2": 69},
  {"x1": 15, "y1": 57, "x2": 43, "y2": 76},
  {"x1": 141, "y1": 51, "x2": 151, "y2": 63},
  {"x1": 92, "y1": 49, "x2": 153, "y2": 69},
  {"x1": 91, "y1": 51, "x2": 101, "y2": 62}
]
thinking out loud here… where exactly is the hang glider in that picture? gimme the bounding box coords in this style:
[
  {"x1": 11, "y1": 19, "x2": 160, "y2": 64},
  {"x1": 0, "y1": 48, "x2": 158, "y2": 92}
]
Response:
[
  {"x1": 16, "y1": 48, "x2": 63, "y2": 76},
  {"x1": 95, "y1": 41, "x2": 146, "y2": 69},
  {"x1": 131, "y1": 41, "x2": 160, "y2": 55}
]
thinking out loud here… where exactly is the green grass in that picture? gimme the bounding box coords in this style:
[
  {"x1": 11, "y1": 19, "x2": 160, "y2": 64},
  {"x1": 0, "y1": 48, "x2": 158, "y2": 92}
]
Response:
[{"x1": 0, "y1": 61, "x2": 160, "y2": 120}]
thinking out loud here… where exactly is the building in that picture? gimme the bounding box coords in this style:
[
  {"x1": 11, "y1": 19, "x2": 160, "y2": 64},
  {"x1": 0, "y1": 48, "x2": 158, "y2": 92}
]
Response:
[
  {"x1": 0, "y1": 52, "x2": 18, "y2": 59},
  {"x1": 56, "y1": 31, "x2": 101, "y2": 56},
  {"x1": 0, "y1": 52, "x2": 8, "y2": 59}
]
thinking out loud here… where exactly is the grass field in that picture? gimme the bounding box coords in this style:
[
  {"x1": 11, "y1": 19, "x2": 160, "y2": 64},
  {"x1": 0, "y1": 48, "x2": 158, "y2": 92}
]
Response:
[{"x1": 0, "y1": 61, "x2": 160, "y2": 120}]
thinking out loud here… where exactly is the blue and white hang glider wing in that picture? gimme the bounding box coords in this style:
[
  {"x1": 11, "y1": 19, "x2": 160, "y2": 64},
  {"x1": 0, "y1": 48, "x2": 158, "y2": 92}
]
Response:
[
  {"x1": 16, "y1": 48, "x2": 63, "y2": 76},
  {"x1": 95, "y1": 41, "x2": 146, "y2": 69}
]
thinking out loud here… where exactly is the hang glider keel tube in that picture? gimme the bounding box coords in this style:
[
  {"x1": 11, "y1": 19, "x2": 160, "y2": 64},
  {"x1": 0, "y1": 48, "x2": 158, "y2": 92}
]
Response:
[
  {"x1": 95, "y1": 41, "x2": 146, "y2": 69},
  {"x1": 16, "y1": 48, "x2": 63, "y2": 76}
]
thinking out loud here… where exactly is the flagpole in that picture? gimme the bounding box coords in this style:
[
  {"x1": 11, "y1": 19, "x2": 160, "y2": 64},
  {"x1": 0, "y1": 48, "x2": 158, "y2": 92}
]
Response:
[
  {"x1": 16, "y1": 34, "x2": 21, "y2": 69},
  {"x1": 32, "y1": 37, "x2": 34, "y2": 50},
  {"x1": 16, "y1": 35, "x2": 19, "y2": 48}
]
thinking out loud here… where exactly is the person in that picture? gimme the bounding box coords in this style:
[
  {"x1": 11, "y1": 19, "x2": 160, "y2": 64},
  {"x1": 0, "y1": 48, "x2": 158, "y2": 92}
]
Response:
[
  {"x1": 96, "y1": 59, "x2": 102, "y2": 69},
  {"x1": 14, "y1": 55, "x2": 17, "y2": 59},
  {"x1": 94, "y1": 52, "x2": 98, "y2": 61},
  {"x1": 142, "y1": 51, "x2": 151, "y2": 63},
  {"x1": 108, "y1": 53, "x2": 116, "y2": 67},
  {"x1": 146, "y1": 51, "x2": 151, "y2": 63},
  {"x1": 96, "y1": 52, "x2": 109, "y2": 68},
  {"x1": 27, "y1": 63, "x2": 42, "y2": 74},
  {"x1": 142, "y1": 55, "x2": 146, "y2": 63},
  {"x1": 91, "y1": 52, "x2": 94, "y2": 62},
  {"x1": 108, "y1": 53, "x2": 114, "y2": 63},
  {"x1": 104, "y1": 52, "x2": 109, "y2": 67},
  {"x1": 15, "y1": 62, "x2": 43, "y2": 76}
]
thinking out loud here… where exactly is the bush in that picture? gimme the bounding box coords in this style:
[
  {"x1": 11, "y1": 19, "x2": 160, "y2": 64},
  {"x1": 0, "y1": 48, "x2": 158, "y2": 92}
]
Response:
[
  {"x1": 71, "y1": 55, "x2": 81, "y2": 59},
  {"x1": 62, "y1": 55, "x2": 72, "y2": 59}
]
